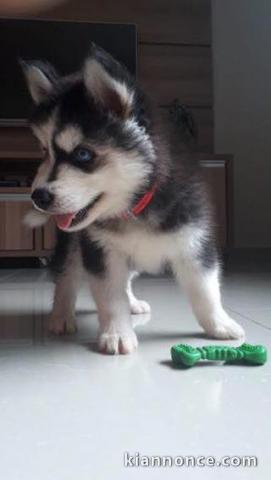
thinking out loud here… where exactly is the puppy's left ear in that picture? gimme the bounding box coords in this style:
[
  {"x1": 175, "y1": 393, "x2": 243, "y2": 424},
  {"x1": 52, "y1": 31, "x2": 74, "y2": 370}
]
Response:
[
  {"x1": 83, "y1": 44, "x2": 134, "y2": 118},
  {"x1": 20, "y1": 59, "x2": 59, "y2": 105}
]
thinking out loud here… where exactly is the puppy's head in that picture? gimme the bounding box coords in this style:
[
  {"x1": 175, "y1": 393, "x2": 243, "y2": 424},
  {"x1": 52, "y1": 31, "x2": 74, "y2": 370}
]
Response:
[{"x1": 21, "y1": 45, "x2": 155, "y2": 231}]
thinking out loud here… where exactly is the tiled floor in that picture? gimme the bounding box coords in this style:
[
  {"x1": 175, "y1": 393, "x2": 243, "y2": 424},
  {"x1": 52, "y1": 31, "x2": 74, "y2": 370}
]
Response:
[{"x1": 0, "y1": 266, "x2": 270, "y2": 479}]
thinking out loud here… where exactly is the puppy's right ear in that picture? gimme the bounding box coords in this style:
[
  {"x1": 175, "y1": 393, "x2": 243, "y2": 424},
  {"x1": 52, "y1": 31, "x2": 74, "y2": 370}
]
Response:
[
  {"x1": 83, "y1": 44, "x2": 134, "y2": 118},
  {"x1": 20, "y1": 60, "x2": 59, "y2": 105}
]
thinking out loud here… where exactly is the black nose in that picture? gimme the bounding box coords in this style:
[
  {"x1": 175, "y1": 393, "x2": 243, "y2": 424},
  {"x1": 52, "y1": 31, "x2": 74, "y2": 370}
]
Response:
[{"x1": 31, "y1": 188, "x2": 54, "y2": 210}]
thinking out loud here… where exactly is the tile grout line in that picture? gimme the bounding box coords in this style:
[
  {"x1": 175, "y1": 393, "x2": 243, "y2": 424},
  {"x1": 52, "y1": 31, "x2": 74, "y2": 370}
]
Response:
[{"x1": 226, "y1": 305, "x2": 271, "y2": 332}]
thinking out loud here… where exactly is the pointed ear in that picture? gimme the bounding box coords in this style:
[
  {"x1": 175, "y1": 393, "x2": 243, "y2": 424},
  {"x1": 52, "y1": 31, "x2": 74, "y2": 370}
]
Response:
[
  {"x1": 20, "y1": 60, "x2": 59, "y2": 104},
  {"x1": 83, "y1": 45, "x2": 134, "y2": 118}
]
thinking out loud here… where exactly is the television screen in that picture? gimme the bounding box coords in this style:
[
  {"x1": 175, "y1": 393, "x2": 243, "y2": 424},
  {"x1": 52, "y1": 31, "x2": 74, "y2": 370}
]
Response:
[{"x1": 0, "y1": 19, "x2": 137, "y2": 121}]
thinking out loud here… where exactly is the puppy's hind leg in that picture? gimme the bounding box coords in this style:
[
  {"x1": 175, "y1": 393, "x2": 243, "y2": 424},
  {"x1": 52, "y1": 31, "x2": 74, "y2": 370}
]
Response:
[
  {"x1": 49, "y1": 248, "x2": 82, "y2": 335},
  {"x1": 127, "y1": 272, "x2": 151, "y2": 315},
  {"x1": 172, "y1": 243, "x2": 245, "y2": 340}
]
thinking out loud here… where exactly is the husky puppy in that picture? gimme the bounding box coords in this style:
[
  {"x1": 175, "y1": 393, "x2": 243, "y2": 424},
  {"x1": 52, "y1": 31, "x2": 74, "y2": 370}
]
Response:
[{"x1": 21, "y1": 45, "x2": 244, "y2": 354}]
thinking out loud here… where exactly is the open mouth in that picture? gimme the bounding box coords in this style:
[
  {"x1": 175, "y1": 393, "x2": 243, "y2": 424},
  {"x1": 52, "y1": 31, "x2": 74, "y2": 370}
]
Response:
[{"x1": 53, "y1": 194, "x2": 103, "y2": 230}]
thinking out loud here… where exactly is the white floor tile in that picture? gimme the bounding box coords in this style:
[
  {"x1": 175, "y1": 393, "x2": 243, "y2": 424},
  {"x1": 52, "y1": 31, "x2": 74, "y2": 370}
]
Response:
[{"x1": 0, "y1": 268, "x2": 270, "y2": 479}]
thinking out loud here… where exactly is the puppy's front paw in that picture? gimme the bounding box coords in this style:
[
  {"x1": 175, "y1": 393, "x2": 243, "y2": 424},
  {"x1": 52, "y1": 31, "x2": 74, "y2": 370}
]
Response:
[
  {"x1": 48, "y1": 314, "x2": 77, "y2": 335},
  {"x1": 98, "y1": 329, "x2": 138, "y2": 355},
  {"x1": 130, "y1": 299, "x2": 151, "y2": 315},
  {"x1": 207, "y1": 315, "x2": 245, "y2": 340}
]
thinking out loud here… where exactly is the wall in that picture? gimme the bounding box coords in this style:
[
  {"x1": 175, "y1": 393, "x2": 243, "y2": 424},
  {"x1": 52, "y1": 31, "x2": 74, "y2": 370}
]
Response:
[
  {"x1": 15, "y1": 0, "x2": 213, "y2": 152},
  {"x1": 212, "y1": 0, "x2": 271, "y2": 247}
]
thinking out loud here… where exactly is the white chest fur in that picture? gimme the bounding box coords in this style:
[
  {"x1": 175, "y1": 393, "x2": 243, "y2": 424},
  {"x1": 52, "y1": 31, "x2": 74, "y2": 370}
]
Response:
[{"x1": 90, "y1": 221, "x2": 205, "y2": 273}]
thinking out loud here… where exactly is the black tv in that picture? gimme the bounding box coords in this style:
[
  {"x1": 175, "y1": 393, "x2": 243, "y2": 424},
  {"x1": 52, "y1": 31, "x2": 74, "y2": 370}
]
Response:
[{"x1": 0, "y1": 19, "x2": 137, "y2": 122}]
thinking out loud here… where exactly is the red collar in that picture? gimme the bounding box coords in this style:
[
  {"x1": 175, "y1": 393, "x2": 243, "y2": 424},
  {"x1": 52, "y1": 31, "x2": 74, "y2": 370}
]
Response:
[{"x1": 121, "y1": 182, "x2": 157, "y2": 220}]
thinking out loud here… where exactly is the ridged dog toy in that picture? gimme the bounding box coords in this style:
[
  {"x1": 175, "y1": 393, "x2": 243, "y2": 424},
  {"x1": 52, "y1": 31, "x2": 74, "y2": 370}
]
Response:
[{"x1": 171, "y1": 343, "x2": 267, "y2": 367}]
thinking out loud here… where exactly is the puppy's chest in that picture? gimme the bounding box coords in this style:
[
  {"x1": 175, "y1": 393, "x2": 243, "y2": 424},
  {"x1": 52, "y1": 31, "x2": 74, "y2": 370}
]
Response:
[{"x1": 90, "y1": 222, "x2": 183, "y2": 272}]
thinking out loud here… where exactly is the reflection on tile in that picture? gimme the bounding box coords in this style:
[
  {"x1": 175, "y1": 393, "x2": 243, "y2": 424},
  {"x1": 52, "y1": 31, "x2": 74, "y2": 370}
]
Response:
[
  {"x1": 0, "y1": 269, "x2": 23, "y2": 282},
  {"x1": 0, "y1": 287, "x2": 36, "y2": 345},
  {"x1": 222, "y1": 271, "x2": 271, "y2": 329},
  {"x1": 222, "y1": 272, "x2": 271, "y2": 311}
]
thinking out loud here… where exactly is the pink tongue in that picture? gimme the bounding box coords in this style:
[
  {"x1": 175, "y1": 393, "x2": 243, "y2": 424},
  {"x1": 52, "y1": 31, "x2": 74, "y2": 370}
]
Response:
[{"x1": 54, "y1": 213, "x2": 75, "y2": 230}]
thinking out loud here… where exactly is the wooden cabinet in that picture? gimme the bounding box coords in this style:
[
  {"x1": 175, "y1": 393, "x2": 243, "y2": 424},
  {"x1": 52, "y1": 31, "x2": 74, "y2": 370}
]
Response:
[
  {"x1": 0, "y1": 184, "x2": 58, "y2": 256},
  {"x1": 43, "y1": 219, "x2": 56, "y2": 250},
  {"x1": 0, "y1": 196, "x2": 34, "y2": 251},
  {"x1": 0, "y1": 188, "x2": 55, "y2": 257}
]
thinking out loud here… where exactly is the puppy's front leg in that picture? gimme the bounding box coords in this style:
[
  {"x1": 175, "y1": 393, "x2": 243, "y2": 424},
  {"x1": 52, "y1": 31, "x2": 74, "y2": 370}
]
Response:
[{"x1": 89, "y1": 251, "x2": 138, "y2": 354}]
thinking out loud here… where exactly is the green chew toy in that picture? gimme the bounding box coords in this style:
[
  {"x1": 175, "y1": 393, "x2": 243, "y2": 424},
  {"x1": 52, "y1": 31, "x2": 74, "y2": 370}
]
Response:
[{"x1": 171, "y1": 343, "x2": 267, "y2": 367}]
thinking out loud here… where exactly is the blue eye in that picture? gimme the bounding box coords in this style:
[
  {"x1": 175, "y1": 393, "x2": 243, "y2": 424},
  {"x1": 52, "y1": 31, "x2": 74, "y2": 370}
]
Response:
[{"x1": 74, "y1": 147, "x2": 94, "y2": 163}]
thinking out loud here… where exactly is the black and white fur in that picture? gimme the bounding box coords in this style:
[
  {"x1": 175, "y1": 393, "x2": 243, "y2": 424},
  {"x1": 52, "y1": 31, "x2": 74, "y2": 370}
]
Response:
[{"x1": 21, "y1": 45, "x2": 244, "y2": 354}]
